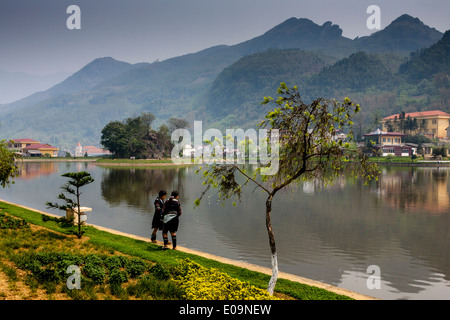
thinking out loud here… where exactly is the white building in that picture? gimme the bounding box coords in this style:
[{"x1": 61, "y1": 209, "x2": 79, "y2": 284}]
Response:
[{"x1": 74, "y1": 142, "x2": 83, "y2": 157}]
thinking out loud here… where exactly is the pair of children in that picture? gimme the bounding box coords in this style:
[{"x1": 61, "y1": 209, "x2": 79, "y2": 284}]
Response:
[{"x1": 151, "y1": 190, "x2": 182, "y2": 250}]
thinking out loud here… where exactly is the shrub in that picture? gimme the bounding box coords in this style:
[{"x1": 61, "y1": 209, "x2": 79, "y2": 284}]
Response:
[
  {"x1": 173, "y1": 259, "x2": 279, "y2": 300},
  {"x1": 0, "y1": 212, "x2": 29, "y2": 229},
  {"x1": 108, "y1": 269, "x2": 129, "y2": 285},
  {"x1": 83, "y1": 255, "x2": 107, "y2": 284},
  {"x1": 126, "y1": 257, "x2": 148, "y2": 278},
  {"x1": 105, "y1": 255, "x2": 127, "y2": 271},
  {"x1": 127, "y1": 274, "x2": 184, "y2": 299},
  {"x1": 149, "y1": 263, "x2": 171, "y2": 281}
]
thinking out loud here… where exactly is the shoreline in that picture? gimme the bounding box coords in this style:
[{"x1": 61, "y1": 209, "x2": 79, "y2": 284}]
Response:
[
  {"x1": 92, "y1": 162, "x2": 193, "y2": 167},
  {"x1": 0, "y1": 199, "x2": 378, "y2": 300},
  {"x1": 19, "y1": 158, "x2": 450, "y2": 168}
]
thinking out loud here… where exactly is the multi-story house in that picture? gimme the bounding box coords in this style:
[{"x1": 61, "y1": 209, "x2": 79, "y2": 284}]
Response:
[
  {"x1": 381, "y1": 110, "x2": 450, "y2": 139},
  {"x1": 364, "y1": 129, "x2": 414, "y2": 157}
]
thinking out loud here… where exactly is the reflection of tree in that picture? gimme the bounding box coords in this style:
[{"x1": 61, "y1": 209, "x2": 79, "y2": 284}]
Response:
[{"x1": 100, "y1": 167, "x2": 185, "y2": 211}]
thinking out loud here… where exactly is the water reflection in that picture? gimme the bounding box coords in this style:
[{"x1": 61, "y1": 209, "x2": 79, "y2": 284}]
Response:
[
  {"x1": 3, "y1": 162, "x2": 450, "y2": 299},
  {"x1": 17, "y1": 161, "x2": 58, "y2": 180},
  {"x1": 376, "y1": 167, "x2": 450, "y2": 215},
  {"x1": 100, "y1": 167, "x2": 186, "y2": 211}
]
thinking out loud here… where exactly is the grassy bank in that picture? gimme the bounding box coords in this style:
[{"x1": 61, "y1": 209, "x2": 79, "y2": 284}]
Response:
[
  {"x1": 0, "y1": 201, "x2": 354, "y2": 300},
  {"x1": 96, "y1": 158, "x2": 173, "y2": 164},
  {"x1": 369, "y1": 156, "x2": 450, "y2": 163},
  {"x1": 93, "y1": 158, "x2": 194, "y2": 168}
]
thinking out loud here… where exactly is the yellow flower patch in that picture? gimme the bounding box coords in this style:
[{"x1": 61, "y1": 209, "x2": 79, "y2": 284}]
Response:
[{"x1": 173, "y1": 259, "x2": 279, "y2": 300}]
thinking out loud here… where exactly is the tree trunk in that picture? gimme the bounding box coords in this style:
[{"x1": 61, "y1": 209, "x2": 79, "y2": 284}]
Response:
[
  {"x1": 266, "y1": 194, "x2": 278, "y2": 295},
  {"x1": 76, "y1": 189, "x2": 81, "y2": 239}
]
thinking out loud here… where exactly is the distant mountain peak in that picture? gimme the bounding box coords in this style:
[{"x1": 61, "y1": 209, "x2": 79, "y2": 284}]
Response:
[
  {"x1": 235, "y1": 16, "x2": 349, "y2": 55},
  {"x1": 392, "y1": 14, "x2": 422, "y2": 24},
  {"x1": 268, "y1": 17, "x2": 344, "y2": 38},
  {"x1": 384, "y1": 14, "x2": 441, "y2": 34},
  {"x1": 78, "y1": 56, "x2": 131, "y2": 72},
  {"x1": 355, "y1": 14, "x2": 443, "y2": 54},
  {"x1": 43, "y1": 57, "x2": 134, "y2": 96}
]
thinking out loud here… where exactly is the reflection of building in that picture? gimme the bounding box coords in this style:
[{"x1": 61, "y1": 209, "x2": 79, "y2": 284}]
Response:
[
  {"x1": 377, "y1": 168, "x2": 450, "y2": 215},
  {"x1": 381, "y1": 110, "x2": 450, "y2": 139},
  {"x1": 17, "y1": 162, "x2": 58, "y2": 179},
  {"x1": 364, "y1": 129, "x2": 413, "y2": 157}
]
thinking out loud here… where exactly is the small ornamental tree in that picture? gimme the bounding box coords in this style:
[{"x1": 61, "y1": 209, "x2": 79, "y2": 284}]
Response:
[
  {"x1": 46, "y1": 171, "x2": 94, "y2": 238},
  {"x1": 195, "y1": 83, "x2": 380, "y2": 295}
]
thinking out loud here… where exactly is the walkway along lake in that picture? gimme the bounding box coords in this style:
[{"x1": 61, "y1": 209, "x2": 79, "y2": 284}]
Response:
[{"x1": 2, "y1": 161, "x2": 450, "y2": 300}]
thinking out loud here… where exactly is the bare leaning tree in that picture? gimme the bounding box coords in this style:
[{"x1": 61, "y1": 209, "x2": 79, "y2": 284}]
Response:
[{"x1": 195, "y1": 83, "x2": 379, "y2": 295}]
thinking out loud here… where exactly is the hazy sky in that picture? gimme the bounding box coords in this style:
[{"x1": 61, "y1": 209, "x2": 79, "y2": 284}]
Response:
[{"x1": 1, "y1": 0, "x2": 449, "y2": 75}]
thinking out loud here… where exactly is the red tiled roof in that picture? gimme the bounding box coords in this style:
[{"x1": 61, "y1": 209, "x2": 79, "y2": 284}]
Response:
[
  {"x1": 383, "y1": 110, "x2": 450, "y2": 120},
  {"x1": 23, "y1": 143, "x2": 58, "y2": 150},
  {"x1": 12, "y1": 138, "x2": 40, "y2": 143},
  {"x1": 83, "y1": 146, "x2": 111, "y2": 154}
]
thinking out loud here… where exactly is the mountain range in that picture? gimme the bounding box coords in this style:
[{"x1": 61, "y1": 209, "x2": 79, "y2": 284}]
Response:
[{"x1": 0, "y1": 14, "x2": 448, "y2": 149}]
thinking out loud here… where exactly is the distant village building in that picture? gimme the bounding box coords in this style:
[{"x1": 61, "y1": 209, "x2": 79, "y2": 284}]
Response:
[
  {"x1": 381, "y1": 110, "x2": 450, "y2": 139},
  {"x1": 75, "y1": 142, "x2": 83, "y2": 157},
  {"x1": 8, "y1": 138, "x2": 40, "y2": 152},
  {"x1": 8, "y1": 139, "x2": 59, "y2": 157},
  {"x1": 364, "y1": 129, "x2": 414, "y2": 157},
  {"x1": 23, "y1": 144, "x2": 59, "y2": 157},
  {"x1": 74, "y1": 142, "x2": 111, "y2": 157},
  {"x1": 82, "y1": 145, "x2": 111, "y2": 157}
]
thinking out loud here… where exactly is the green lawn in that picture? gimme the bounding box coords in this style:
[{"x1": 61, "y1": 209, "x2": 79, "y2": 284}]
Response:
[
  {"x1": 95, "y1": 158, "x2": 174, "y2": 164},
  {"x1": 0, "y1": 201, "x2": 354, "y2": 300},
  {"x1": 368, "y1": 156, "x2": 450, "y2": 163}
]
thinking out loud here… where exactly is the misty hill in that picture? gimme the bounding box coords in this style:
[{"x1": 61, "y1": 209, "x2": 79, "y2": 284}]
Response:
[
  {"x1": 0, "y1": 14, "x2": 446, "y2": 148},
  {"x1": 233, "y1": 18, "x2": 353, "y2": 57},
  {"x1": 205, "y1": 49, "x2": 336, "y2": 128},
  {"x1": 205, "y1": 36, "x2": 450, "y2": 132},
  {"x1": 206, "y1": 51, "x2": 397, "y2": 129},
  {"x1": 49, "y1": 57, "x2": 136, "y2": 95},
  {"x1": 0, "y1": 57, "x2": 137, "y2": 115},
  {"x1": 399, "y1": 30, "x2": 450, "y2": 83},
  {"x1": 309, "y1": 51, "x2": 393, "y2": 93},
  {"x1": 354, "y1": 14, "x2": 443, "y2": 54}
]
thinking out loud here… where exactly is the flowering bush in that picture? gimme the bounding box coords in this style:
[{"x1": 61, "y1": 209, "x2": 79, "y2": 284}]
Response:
[{"x1": 173, "y1": 259, "x2": 279, "y2": 300}]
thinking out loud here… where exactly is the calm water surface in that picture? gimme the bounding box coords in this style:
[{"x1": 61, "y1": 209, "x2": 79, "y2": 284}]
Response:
[{"x1": 2, "y1": 161, "x2": 450, "y2": 300}]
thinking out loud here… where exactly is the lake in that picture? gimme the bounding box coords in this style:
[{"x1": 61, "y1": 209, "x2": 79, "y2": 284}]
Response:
[{"x1": 1, "y1": 161, "x2": 450, "y2": 300}]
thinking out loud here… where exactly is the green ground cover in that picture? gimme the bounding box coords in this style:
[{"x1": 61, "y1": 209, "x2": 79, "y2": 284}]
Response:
[{"x1": 0, "y1": 201, "x2": 353, "y2": 300}]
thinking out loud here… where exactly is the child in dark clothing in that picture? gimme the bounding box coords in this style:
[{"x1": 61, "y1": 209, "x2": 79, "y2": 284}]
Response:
[
  {"x1": 151, "y1": 190, "x2": 167, "y2": 243},
  {"x1": 162, "y1": 190, "x2": 182, "y2": 250}
]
